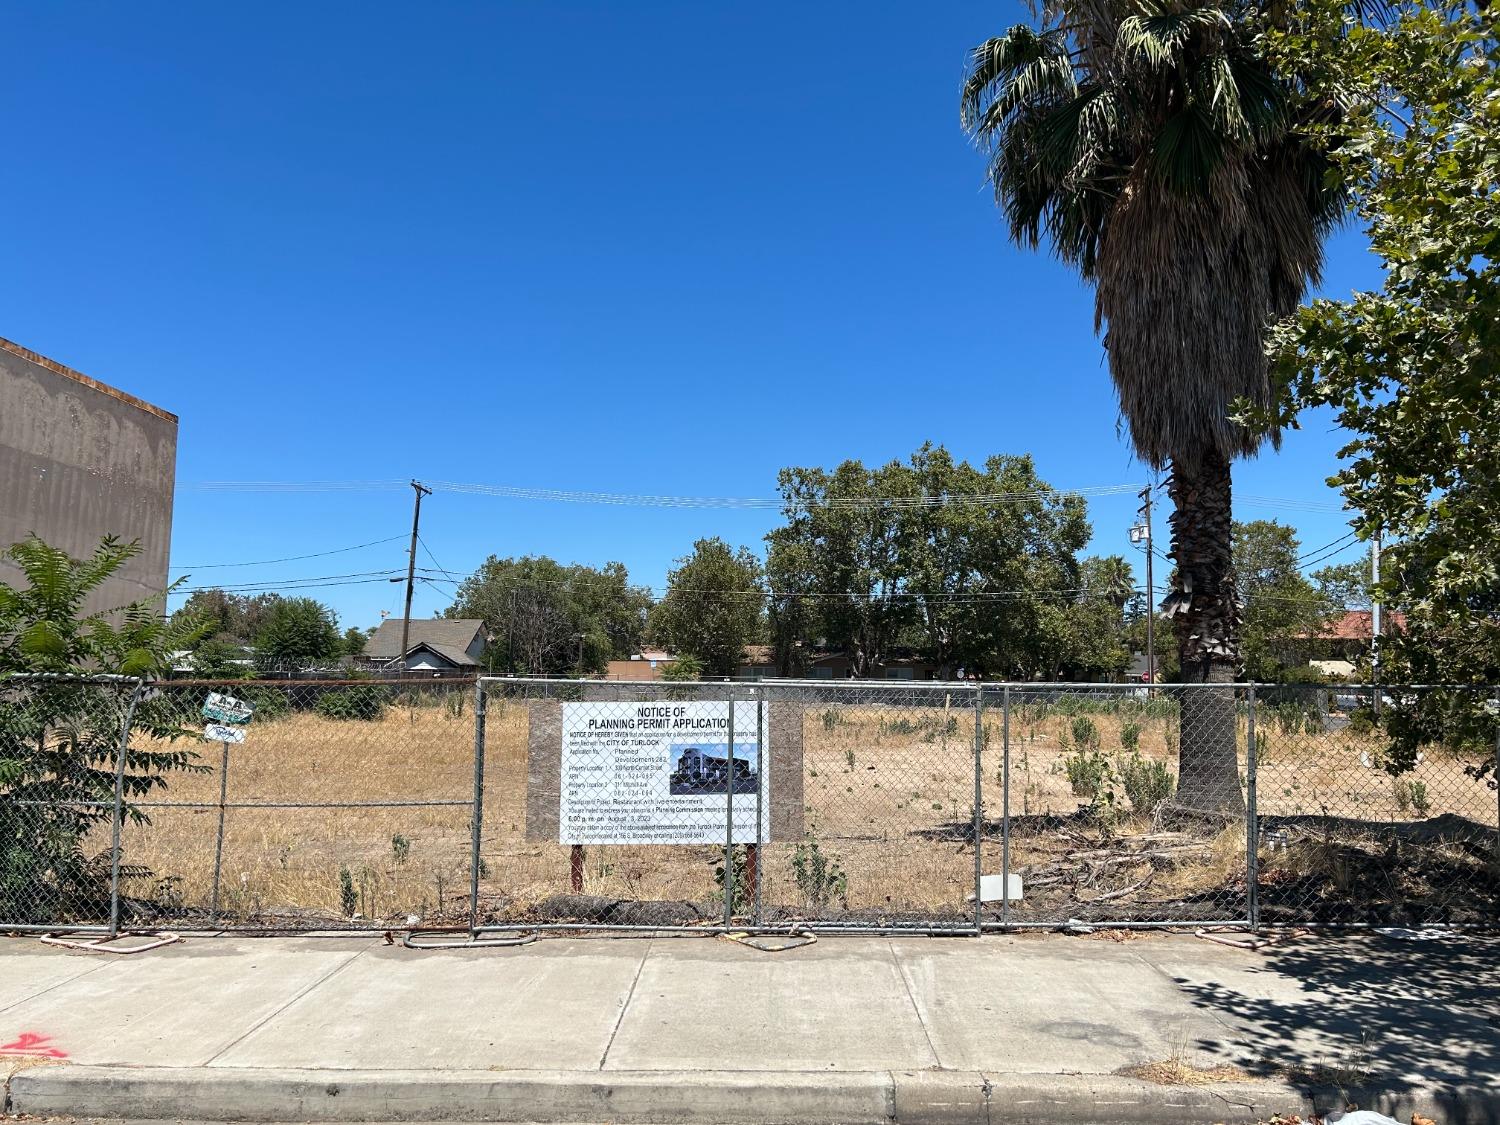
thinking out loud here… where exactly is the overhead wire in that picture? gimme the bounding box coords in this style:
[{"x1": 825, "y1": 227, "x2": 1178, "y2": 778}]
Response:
[{"x1": 171, "y1": 534, "x2": 407, "y2": 572}]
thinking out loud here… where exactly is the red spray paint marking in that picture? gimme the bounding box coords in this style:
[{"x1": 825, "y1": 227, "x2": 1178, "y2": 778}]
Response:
[{"x1": 0, "y1": 1031, "x2": 67, "y2": 1058}]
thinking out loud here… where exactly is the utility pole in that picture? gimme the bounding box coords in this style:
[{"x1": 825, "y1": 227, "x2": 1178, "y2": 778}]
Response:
[
  {"x1": 1370, "y1": 532, "x2": 1382, "y2": 713},
  {"x1": 1130, "y1": 486, "x2": 1156, "y2": 686},
  {"x1": 399, "y1": 480, "x2": 433, "y2": 676}
]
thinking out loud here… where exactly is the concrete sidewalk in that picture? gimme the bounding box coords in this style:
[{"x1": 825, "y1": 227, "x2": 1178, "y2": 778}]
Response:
[{"x1": 2, "y1": 929, "x2": 1496, "y2": 1123}]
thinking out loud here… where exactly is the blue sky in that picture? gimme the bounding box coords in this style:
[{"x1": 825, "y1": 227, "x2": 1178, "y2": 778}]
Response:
[{"x1": 4, "y1": 3, "x2": 1378, "y2": 632}]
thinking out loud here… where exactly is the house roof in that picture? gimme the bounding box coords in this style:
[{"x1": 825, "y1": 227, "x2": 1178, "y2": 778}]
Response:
[
  {"x1": 365, "y1": 618, "x2": 485, "y2": 662},
  {"x1": 404, "y1": 640, "x2": 477, "y2": 667},
  {"x1": 1304, "y1": 610, "x2": 1407, "y2": 641}
]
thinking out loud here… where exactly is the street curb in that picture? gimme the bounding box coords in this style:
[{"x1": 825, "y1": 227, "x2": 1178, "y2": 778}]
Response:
[{"x1": 11, "y1": 1065, "x2": 1500, "y2": 1124}]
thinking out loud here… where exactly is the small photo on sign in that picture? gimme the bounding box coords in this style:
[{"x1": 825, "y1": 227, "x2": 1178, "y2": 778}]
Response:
[{"x1": 668, "y1": 743, "x2": 759, "y2": 796}]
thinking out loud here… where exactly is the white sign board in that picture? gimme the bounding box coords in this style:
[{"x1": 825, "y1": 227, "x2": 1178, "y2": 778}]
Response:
[
  {"x1": 203, "y1": 722, "x2": 248, "y2": 744},
  {"x1": 560, "y1": 700, "x2": 769, "y2": 845}
]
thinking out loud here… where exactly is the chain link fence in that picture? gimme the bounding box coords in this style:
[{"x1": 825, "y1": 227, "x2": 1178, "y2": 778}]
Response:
[{"x1": 3, "y1": 675, "x2": 1496, "y2": 935}]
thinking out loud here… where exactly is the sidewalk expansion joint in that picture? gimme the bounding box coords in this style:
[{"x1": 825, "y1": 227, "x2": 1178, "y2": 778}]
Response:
[
  {"x1": 597, "y1": 937, "x2": 651, "y2": 1070},
  {"x1": 201, "y1": 944, "x2": 372, "y2": 1066},
  {"x1": 887, "y1": 937, "x2": 942, "y2": 1068}
]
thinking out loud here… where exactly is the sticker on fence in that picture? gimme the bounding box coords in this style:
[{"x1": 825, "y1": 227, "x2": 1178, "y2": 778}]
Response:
[{"x1": 558, "y1": 701, "x2": 770, "y2": 845}]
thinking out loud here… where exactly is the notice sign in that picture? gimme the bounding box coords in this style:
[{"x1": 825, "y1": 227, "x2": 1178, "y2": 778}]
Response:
[{"x1": 560, "y1": 701, "x2": 769, "y2": 845}]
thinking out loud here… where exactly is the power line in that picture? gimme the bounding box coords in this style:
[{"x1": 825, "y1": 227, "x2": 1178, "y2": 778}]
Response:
[
  {"x1": 176, "y1": 574, "x2": 405, "y2": 595},
  {"x1": 1298, "y1": 536, "x2": 1364, "y2": 571},
  {"x1": 184, "y1": 477, "x2": 1144, "y2": 509},
  {"x1": 171, "y1": 535, "x2": 407, "y2": 572},
  {"x1": 417, "y1": 536, "x2": 461, "y2": 585}
]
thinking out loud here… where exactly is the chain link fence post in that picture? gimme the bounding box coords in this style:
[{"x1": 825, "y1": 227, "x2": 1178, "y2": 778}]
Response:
[
  {"x1": 208, "y1": 738, "x2": 233, "y2": 924},
  {"x1": 1493, "y1": 692, "x2": 1500, "y2": 927},
  {"x1": 972, "y1": 684, "x2": 984, "y2": 934},
  {"x1": 469, "y1": 680, "x2": 488, "y2": 935},
  {"x1": 1245, "y1": 683, "x2": 1259, "y2": 931},
  {"x1": 723, "y1": 682, "x2": 736, "y2": 929},
  {"x1": 1001, "y1": 684, "x2": 1011, "y2": 931},
  {"x1": 107, "y1": 679, "x2": 146, "y2": 938},
  {"x1": 752, "y1": 682, "x2": 763, "y2": 927}
]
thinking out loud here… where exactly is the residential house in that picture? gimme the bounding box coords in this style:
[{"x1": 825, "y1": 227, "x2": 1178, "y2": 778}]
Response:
[
  {"x1": 1299, "y1": 609, "x2": 1406, "y2": 679},
  {"x1": 362, "y1": 618, "x2": 488, "y2": 676}
]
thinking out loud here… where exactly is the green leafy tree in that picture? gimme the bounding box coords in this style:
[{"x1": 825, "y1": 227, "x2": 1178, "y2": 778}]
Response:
[
  {"x1": 767, "y1": 445, "x2": 1091, "y2": 678},
  {"x1": 252, "y1": 598, "x2": 341, "y2": 670},
  {"x1": 173, "y1": 589, "x2": 281, "y2": 645},
  {"x1": 1234, "y1": 520, "x2": 1336, "y2": 680},
  {"x1": 1311, "y1": 558, "x2": 1373, "y2": 611},
  {"x1": 649, "y1": 539, "x2": 765, "y2": 678},
  {"x1": 191, "y1": 635, "x2": 250, "y2": 679},
  {"x1": 444, "y1": 556, "x2": 651, "y2": 675},
  {"x1": 1267, "y1": 0, "x2": 1499, "y2": 774},
  {"x1": 342, "y1": 626, "x2": 372, "y2": 657},
  {"x1": 0, "y1": 536, "x2": 204, "y2": 922},
  {"x1": 659, "y1": 654, "x2": 705, "y2": 682},
  {"x1": 961, "y1": 0, "x2": 1347, "y2": 809}
]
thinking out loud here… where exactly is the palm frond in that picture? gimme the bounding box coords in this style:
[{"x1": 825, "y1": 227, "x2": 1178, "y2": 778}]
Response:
[{"x1": 1116, "y1": 7, "x2": 1232, "y2": 71}]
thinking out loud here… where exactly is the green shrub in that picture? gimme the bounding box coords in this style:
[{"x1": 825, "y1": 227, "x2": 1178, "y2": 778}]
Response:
[
  {"x1": 238, "y1": 685, "x2": 291, "y2": 720},
  {"x1": 1274, "y1": 702, "x2": 1304, "y2": 736},
  {"x1": 338, "y1": 866, "x2": 357, "y2": 916},
  {"x1": 1070, "y1": 717, "x2": 1100, "y2": 752},
  {"x1": 391, "y1": 834, "x2": 410, "y2": 865},
  {"x1": 1119, "y1": 722, "x2": 1142, "y2": 753},
  {"x1": 314, "y1": 685, "x2": 388, "y2": 721},
  {"x1": 713, "y1": 845, "x2": 754, "y2": 914},
  {"x1": 1410, "y1": 780, "x2": 1431, "y2": 814},
  {"x1": 791, "y1": 837, "x2": 848, "y2": 911},
  {"x1": 1119, "y1": 754, "x2": 1175, "y2": 814},
  {"x1": 1064, "y1": 750, "x2": 1111, "y2": 798}
]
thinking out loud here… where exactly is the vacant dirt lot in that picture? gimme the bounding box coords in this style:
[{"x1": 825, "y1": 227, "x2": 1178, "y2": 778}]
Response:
[{"x1": 113, "y1": 684, "x2": 1498, "y2": 929}]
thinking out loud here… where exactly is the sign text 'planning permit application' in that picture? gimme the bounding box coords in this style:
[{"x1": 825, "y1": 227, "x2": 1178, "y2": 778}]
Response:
[{"x1": 559, "y1": 700, "x2": 770, "y2": 845}]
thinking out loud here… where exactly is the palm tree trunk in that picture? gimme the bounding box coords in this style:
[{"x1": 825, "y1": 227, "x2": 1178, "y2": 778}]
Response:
[{"x1": 1166, "y1": 450, "x2": 1245, "y2": 814}]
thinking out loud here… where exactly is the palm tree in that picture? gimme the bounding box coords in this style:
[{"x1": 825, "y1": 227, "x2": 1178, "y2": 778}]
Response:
[{"x1": 961, "y1": 0, "x2": 1344, "y2": 810}]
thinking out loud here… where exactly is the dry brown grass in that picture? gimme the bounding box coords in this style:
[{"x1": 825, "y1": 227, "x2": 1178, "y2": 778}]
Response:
[
  {"x1": 107, "y1": 692, "x2": 1497, "y2": 926},
  {"x1": 1117, "y1": 1058, "x2": 1248, "y2": 1085}
]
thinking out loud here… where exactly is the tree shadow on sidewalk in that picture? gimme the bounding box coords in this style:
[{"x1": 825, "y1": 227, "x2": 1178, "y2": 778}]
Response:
[{"x1": 1177, "y1": 932, "x2": 1500, "y2": 1122}]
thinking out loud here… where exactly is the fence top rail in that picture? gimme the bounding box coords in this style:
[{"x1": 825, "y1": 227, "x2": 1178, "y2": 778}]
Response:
[
  {"x1": 1, "y1": 671, "x2": 145, "y2": 685},
  {"x1": 478, "y1": 675, "x2": 1339, "y2": 691},
  {"x1": 475, "y1": 675, "x2": 1500, "y2": 692}
]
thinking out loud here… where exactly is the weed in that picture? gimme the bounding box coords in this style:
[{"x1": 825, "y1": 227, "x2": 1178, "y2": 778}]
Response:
[
  {"x1": 391, "y1": 833, "x2": 410, "y2": 866},
  {"x1": 1119, "y1": 754, "x2": 1175, "y2": 814},
  {"x1": 845, "y1": 747, "x2": 856, "y2": 772},
  {"x1": 791, "y1": 836, "x2": 848, "y2": 911},
  {"x1": 338, "y1": 865, "x2": 357, "y2": 916},
  {"x1": 1064, "y1": 750, "x2": 1111, "y2": 798},
  {"x1": 822, "y1": 709, "x2": 844, "y2": 731},
  {"x1": 713, "y1": 844, "x2": 753, "y2": 914},
  {"x1": 1119, "y1": 721, "x2": 1141, "y2": 753},
  {"x1": 1411, "y1": 780, "x2": 1431, "y2": 814},
  {"x1": 1071, "y1": 717, "x2": 1100, "y2": 751}
]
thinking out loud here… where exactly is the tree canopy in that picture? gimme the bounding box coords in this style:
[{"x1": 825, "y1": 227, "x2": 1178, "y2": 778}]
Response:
[
  {"x1": 1233, "y1": 520, "x2": 1336, "y2": 680},
  {"x1": 1267, "y1": 0, "x2": 1499, "y2": 771},
  {"x1": 444, "y1": 556, "x2": 651, "y2": 675},
  {"x1": 765, "y1": 445, "x2": 1111, "y2": 679},
  {"x1": 649, "y1": 538, "x2": 765, "y2": 677},
  {"x1": 252, "y1": 597, "x2": 342, "y2": 670}
]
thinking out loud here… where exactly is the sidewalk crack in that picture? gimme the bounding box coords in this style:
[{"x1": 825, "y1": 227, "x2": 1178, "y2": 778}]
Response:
[
  {"x1": 201, "y1": 944, "x2": 371, "y2": 1066},
  {"x1": 598, "y1": 938, "x2": 651, "y2": 1071}
]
